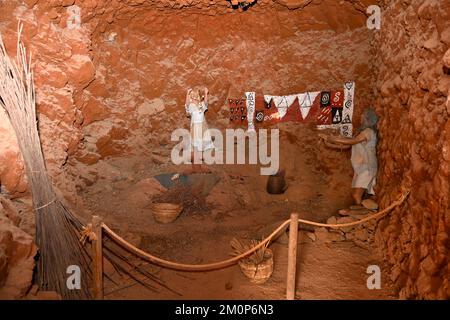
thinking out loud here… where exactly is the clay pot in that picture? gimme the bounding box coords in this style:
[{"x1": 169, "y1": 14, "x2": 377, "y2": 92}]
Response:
[{"x1": 266, "y1": 170, "x2": 287, "y2": 194}]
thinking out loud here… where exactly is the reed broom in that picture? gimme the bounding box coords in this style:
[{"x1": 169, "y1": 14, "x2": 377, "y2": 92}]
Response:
[{"x1": 0, "y1": 24, "x2": 91, "y2": 299}]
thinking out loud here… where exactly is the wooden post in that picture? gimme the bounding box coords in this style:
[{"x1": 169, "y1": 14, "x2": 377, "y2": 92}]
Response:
[
  {"x1": 286, "y1": 213, "x2": 299, "y2": 300},
  {"x1": 92, "y1": 215, "x2": 103, "y2": 300}
]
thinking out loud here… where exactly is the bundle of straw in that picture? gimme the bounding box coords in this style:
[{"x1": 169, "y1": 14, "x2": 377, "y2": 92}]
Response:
[{"x1": 0, "y1": 25, "x2": 91, "y2": 299}]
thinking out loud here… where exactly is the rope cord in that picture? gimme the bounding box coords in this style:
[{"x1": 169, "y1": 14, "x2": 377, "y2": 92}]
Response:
[
  {"x1": 102, "y1": 220, "x2": 290, "y2": 272},
  {"x1": 34, "y1": 199, "x2": 56, "y2": 211},
  {"x1": 100, "y1": 191, "x2": 409, "y2": 272}
]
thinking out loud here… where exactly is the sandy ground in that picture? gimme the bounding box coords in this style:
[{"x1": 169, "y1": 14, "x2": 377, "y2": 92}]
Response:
[{"x1": 78, "y1": 124, "x2": 396, "y2": 299}]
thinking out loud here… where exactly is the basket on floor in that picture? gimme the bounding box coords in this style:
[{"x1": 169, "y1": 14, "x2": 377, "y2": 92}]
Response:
[
  {"x1": 151, "y1": 203, "x2": 183, "y2": 224},
  {"x1": 238, "y1": 249, "x2": 273, "y2": 284}
]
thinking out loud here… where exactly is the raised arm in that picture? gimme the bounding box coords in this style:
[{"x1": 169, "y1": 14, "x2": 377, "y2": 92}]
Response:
[
  {"x1": 203, "y1": 87, "x2": 209, "y2": 105},
  {"x1": 185, "y1": 89, "x2": 193, "y2": 116},
  {"x1": 185, "y1": 88, "x2": 192, "y2": 107}
]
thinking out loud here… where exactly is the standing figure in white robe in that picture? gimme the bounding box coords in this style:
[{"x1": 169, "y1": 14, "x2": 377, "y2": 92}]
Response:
[
  {"x1": 319, "y1": 108, "x2": 378, "y2": 213},
  {"x1": 184, "y1": 87, "x2": 214, "y2": 172}
]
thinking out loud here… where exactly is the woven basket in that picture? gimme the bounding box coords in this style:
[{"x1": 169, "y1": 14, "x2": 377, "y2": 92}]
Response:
[
  {"x1": 238, "y1": 249, "x2": 273, "y2": 284},
  {"x1": 152, "y1": 203, "x2": 183, "y2": 224}
]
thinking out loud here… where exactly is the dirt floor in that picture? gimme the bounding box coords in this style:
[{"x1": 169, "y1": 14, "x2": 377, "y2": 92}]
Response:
[{"x1": 77, "y1": 124, "x2": 397, "y2": 299}]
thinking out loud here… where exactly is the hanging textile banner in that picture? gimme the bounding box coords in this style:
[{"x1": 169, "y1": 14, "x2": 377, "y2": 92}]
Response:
[
  {"x1": 263, "y1": 95, "x2": 297, "y2": 119},
  {"x1": 231, "y1": 82, "x2": 354, "y2": 136},
  {"x1": 313, "y1": 82, "x2": 355, "y2": 137},
  {"x1": 245, "y1": 92, "x2": 256, "y2": 132},
  {"x1": 316, "y1": 82, "x2": 354, "y2": 137},
  {"x1": 228, "y1": 98, "x2": 247, "y2": 128},
  {"x1": 297, "y1": 91, "x2": 320, "y2": 120},
  {"x1": 341, "y1": 81, "x2": 355, "y2": 137},
  {"x1": 257, "y1": 91, "x2": 322, "y2": 125}
]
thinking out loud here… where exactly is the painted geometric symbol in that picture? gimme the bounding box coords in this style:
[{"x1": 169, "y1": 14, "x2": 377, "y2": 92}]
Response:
[
  {"x1": 320, "y1": 91, "x2": 331, "y2": 108},
  {"x1": 331, "y1": 108, "x2": 343, "y2": 124},
  {"x1": 345, "y1": 100, "x2": 352, "y2": 109},
  {"x1": 331, "y1": 90, "x2": 344, "y2": 108},
  {"x1": 341, "y1": 124, "x2": 352, "y2": 137},
  {"x1": 342, "y1": 114, "x2": 352, "y2": 124},
  {"x1": 256, "y1": 111, "x2": 264, "y2": 122},
  {"x1": 317, "y1": 106, "x2": 332, "y2": 125}
]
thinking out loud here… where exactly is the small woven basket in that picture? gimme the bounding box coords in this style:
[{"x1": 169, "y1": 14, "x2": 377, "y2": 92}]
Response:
[
  {"x1": 238, "y1": 249, "x2": 274, "y2": 284},
  {"x1": 151, "y1": 203, "x2": 183, "y2": 224}
]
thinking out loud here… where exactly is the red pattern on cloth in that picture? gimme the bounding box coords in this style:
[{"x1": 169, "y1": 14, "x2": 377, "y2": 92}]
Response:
[
  {"x1": 282, "y1": 97, "x2": 302, "y2": 122},
  {"x1": 330, "y1": 90, "x2": 344, "y2": 108},
  {"x1": 254, "y1": 96, "x2": 281, "y2": 126},
  {"x1": 316, "y1": 106, "x2": 332, "y2": 125}
]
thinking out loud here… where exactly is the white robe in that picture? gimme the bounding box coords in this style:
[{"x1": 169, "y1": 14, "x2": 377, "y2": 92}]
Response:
[
  {"x1": 351, "y1": 128, "x2": 377, "y2": 194},
  {"x1": 185, "y1": 102, "x2": 215, "y2": 152}
]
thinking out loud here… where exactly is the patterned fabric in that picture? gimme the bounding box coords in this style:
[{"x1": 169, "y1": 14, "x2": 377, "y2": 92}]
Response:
[
  {"x1": 331, "y1": 108, "x2": 343, "y2": 124},
  {"x1": 229, "y1": 82, "x2": 354, "y2": 136},
  {"x1": 229, "y1": 99, "x2": 247, "y2": 127},
  {"x1": 320, "y1": 91, "x2": 331, "y2": 108},
  {"x1": 317, "y1": 106, "x2": 332, "y2": 125},
  {"x1": 330, "y1": 90, "x2": 344, "y2": 108},
  {"x1": 245, "y1": 92, "x2": 256, "y2": 131},
  {"x1": 297, "y1": 91, "x2": 320, "y2": 120}
]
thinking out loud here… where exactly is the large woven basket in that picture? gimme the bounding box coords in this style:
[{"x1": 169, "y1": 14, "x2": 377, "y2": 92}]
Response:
[
  {"x1": 151, "y1": 203, "x2": 183, "y2": 224},
  {"x1": 238, "y1": 249, "x2": 273, "y2": 284}
]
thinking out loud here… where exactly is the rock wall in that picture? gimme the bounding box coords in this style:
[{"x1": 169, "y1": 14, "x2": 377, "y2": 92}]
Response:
[
  {"x1": 373, "y1": 0, "x2": 450, "y2": 299},
  {"x1": 84, "y1": 10, "x2": 375, "y2": 164},
  {"x1": 0, "y1": 197, "x2": 37, "y2": 299},
  {"x1": 0, "y1": 112, "x2": 27, "y2": 196},
  {"x1": 0, "y1": 0, "x2": 378, "y2": 298},
  {"x1": 0, "y1": 0, "x2": 375, "y2": 202},
  {"x1": 1, "y1": 0, "x2": 448, "y2": 300},
  {"x1": 0, "y1": 1, "x2": 96, "y2": 203}
]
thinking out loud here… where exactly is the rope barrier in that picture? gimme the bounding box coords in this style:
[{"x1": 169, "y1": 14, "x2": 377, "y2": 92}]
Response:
[
  {"x1": 102, "y1": 220, "x2": 290, "y2": 271},
  {"x1": 100, "y1": 191, "x2": 409, "y2": 272}
]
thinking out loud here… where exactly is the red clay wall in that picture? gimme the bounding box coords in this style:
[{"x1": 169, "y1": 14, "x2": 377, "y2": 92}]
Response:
[
  {"x1": 373, "y1": 0, "x2": 450, "y2": 299},
  {"x1": 2, "y1": 0, "x2": 449, "y2": 300},
  {"x1": 0, "y1": 0, "x2": 375, "y2": 202}
]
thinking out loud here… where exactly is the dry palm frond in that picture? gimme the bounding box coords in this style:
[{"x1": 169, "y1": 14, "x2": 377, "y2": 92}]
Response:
[
  {"x1": 101, "y1": 235, "x2": 180, "y2": 297},
  {"x1": 230, "y1": 238, "x2": 269, "y2": 265}
]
